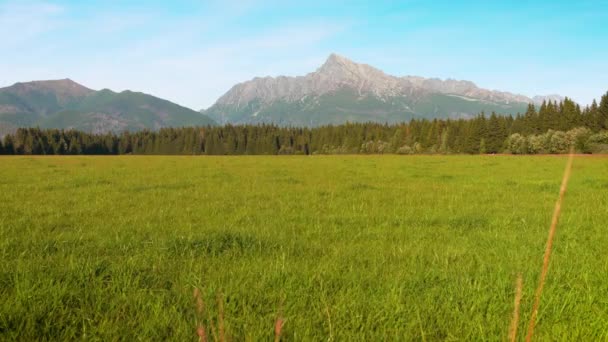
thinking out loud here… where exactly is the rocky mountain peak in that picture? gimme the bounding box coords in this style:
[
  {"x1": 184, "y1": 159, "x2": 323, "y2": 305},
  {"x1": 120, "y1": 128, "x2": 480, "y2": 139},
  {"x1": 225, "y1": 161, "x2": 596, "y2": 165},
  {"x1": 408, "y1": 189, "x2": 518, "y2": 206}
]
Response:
[
  {"x1": 211, "y1": 53, "x2": 564, "y2": 115},
  {"x1": 319, "y1": 53, "x2": 355, "y2": 70},
  {"x1": 316, "y1": 53, "x2": 390, "y2": 81}
]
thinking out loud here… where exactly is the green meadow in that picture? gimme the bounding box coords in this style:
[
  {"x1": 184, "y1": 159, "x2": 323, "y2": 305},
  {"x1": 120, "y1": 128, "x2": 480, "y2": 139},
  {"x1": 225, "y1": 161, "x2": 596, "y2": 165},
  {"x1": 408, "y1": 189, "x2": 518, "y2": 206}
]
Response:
[{"x1": 1, "y1": 155, "x2": 607, "y2": 340}]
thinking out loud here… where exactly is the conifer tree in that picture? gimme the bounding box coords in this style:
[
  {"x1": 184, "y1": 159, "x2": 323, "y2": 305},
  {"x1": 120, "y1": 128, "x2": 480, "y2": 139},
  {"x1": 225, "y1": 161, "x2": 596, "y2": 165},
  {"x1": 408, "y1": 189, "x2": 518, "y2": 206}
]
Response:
[
  {"x1": 560, "y1": 97, "x2": 579, "y2": 131},
  {"x1": 586, "y1": 99, "x2": 600, "y2": 130},
  {"x1": 546, "y1": 100, "x2": 559, "y2": 130},
  {"x1": 439, "y1": 128, "x2": 449, "y2": 153},
  {"x1": 3, "y1": 135, "x2": 14, "y2": 154},
  {"x1": 118, "y1": 132, "x2": 132, "y2": 154},
  {"x1": 599, "y1": 91, "x2": 608, "y2": 130},
  {"x1": 523, "y1": 103, "x2": 537, "y2": 134},
  {"x1": 0, "y1": 89, "x2": 605, "y2": 157},
  {"x1": 68, "y1": 137, "x2": 82, "y2": 155},
  {"x1": 486, "y1": 112, "x2": 506, "y2": 153},
  {"x1": 390, "y1": 128, "x2": 404, "y2": 152}
]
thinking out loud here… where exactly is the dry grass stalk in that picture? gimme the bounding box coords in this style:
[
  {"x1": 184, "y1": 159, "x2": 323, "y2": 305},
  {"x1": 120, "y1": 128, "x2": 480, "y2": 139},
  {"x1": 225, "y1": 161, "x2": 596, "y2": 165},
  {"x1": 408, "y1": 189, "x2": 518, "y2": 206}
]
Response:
[
  {"x1": 508, "y1": 273, "x2": 523, "y2": 342},
  {"x1": 217, "y1": 293, "x2": 226, "y2": 342},
  {"x1": 525, "y1": 151, "x2": 575, "y2": 341},
  {"x1": 193, "y1": 288, "x2": 208, "y2": 342},
  {"x1": 207, "y1": 309, "x2": 218, "y2": 342},
  {"x1": 274, "y1": 317, "x2": 285, "y2": 342},
  {"x1": 197, "y1": 327, "x2": 207, "y2": 342},
  {"x1": 274, "y1": 297, "x2": 285, "y2": 342},
  {"x1": 195, "y1": 290, "x2": 286, "y2": 341},
  {"x1": 325, "y1": 305, "x2": 334, "y2": 341}
]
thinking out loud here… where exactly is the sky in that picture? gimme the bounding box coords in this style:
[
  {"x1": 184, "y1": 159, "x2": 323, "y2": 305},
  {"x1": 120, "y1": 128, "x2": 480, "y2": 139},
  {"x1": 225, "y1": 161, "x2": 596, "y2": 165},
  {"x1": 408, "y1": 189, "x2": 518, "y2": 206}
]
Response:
[{"x1": 1, "y1": 0, "x2": 607, "y2": 109}]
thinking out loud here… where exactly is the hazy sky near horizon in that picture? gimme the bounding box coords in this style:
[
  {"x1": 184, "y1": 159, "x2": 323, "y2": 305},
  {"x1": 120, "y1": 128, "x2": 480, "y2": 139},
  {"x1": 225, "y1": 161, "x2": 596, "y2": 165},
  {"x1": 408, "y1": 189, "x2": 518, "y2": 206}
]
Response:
[{"x1": 1, "y1": 0, "x2": 607, "y2": 109}]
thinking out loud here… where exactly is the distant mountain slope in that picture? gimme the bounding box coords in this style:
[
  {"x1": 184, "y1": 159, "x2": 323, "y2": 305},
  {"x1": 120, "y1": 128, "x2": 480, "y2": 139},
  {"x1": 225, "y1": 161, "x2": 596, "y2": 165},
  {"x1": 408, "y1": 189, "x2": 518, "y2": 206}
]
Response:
[
  {"x1": 203, "y1": 54, "x2": 562, "y2": 126},
  {"x1": 0, "y1": 79, "x2": 215, "y2": 134}
]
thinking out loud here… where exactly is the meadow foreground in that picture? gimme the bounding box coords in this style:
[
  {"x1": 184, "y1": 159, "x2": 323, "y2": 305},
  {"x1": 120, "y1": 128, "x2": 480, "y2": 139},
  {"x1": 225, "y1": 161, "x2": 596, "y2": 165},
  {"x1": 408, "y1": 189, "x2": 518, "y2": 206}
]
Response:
[{"x1": 1, "y1": 155, "x2": 607, "y2": 340}]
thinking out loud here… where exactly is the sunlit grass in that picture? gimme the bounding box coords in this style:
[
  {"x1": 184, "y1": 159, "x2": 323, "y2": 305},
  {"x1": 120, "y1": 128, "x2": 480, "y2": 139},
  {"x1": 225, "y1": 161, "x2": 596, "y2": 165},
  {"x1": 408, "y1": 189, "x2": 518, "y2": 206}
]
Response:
[{"x1": 1, "y1": 155, "x2": 607, "y2": 340}]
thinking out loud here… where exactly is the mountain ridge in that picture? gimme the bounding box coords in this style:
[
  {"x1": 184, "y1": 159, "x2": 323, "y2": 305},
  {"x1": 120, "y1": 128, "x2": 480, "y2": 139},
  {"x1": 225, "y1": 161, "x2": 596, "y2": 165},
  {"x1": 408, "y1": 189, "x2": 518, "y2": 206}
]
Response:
[
  {"x1": 0, "y1": 79, "x2": 216, "y2": 135},
  {"x1": 0, "y1": 55, "x2": 567, "y2": 134},
  {"x1": 204, "y1": 53, "x2": 563, "y2": 126}
]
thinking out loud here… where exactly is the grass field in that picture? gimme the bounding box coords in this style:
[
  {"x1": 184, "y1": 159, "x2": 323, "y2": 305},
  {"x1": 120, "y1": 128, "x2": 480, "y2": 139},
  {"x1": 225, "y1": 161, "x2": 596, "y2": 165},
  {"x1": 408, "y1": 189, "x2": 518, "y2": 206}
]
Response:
[{"x1": 1, "y1": 155, "x2": 607, "y2": 340}]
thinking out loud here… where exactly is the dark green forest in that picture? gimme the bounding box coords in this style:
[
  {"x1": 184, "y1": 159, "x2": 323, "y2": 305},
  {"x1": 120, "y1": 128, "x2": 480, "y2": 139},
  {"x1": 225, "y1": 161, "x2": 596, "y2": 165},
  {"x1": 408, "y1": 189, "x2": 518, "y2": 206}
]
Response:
[{"x1": 1, "y1": 93, "x2": 607, "y2": 155}]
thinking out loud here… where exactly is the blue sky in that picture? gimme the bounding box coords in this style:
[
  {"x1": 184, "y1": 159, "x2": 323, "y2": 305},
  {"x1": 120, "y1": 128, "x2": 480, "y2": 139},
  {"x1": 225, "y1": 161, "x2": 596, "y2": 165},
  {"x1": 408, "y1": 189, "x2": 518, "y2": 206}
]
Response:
[{"x1": 1, "y1": 0, "x2": 607, "y2": 109}]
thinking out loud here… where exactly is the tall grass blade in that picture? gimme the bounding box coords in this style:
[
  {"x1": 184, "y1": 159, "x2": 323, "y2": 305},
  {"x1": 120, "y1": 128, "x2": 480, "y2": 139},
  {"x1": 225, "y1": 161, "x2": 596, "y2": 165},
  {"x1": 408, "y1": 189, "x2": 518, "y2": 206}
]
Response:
[{"x1": 525, "y1": 150, "x2": 575, "y2": 341}]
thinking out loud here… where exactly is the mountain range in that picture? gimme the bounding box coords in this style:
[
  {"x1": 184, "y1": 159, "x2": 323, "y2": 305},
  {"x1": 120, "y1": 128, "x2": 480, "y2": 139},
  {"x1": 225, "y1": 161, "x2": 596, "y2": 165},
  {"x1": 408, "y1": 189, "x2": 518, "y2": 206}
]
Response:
[
  {"x1": 1, "y1": 54, "x2": 563, "y2": 135},
  {"x1": 0, "y1": 79, "x2": 215, "y2": 136},
  {"x1": 203, "y1": 54, "x2": 563, "y2": 126}
]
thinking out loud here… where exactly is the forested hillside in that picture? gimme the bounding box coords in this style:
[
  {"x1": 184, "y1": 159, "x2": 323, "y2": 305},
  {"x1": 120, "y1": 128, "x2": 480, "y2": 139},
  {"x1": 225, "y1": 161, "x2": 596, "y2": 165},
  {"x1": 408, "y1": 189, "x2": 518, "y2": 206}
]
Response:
[
  {"x1": 2, "y1": 93, "x2": 607, "y2": 155},
  {"x1": 0, "y1": 79, "x2": 216, "y2": 133}
]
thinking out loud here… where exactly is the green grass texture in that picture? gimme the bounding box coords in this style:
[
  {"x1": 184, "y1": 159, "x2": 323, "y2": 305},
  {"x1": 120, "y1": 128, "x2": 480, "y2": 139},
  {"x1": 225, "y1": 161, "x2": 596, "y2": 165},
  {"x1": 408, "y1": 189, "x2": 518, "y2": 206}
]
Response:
[{"x1": 1, "y1": 155, "x2": 607, "y2": 340}]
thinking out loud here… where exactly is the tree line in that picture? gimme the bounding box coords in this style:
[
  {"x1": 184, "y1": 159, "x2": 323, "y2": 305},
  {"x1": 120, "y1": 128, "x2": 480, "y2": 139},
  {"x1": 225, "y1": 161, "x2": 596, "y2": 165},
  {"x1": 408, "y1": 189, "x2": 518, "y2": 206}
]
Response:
[{"x1": 1, "y1": 92, "x2": 607, "y2": 156}]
